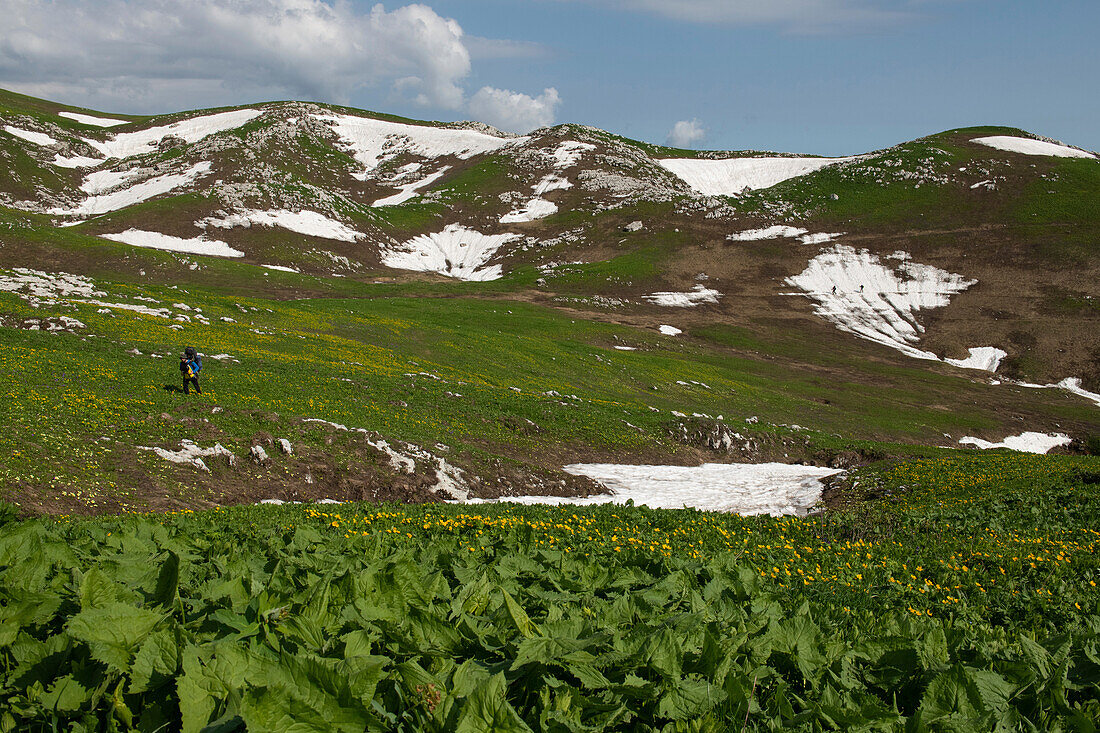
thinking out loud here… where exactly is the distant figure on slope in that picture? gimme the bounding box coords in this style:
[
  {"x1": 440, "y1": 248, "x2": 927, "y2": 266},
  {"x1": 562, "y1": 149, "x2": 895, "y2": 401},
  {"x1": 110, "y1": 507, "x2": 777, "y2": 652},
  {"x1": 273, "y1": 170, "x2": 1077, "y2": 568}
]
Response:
[{"x1": 180, "y1": 346, "x2": 202, "y2": 394}]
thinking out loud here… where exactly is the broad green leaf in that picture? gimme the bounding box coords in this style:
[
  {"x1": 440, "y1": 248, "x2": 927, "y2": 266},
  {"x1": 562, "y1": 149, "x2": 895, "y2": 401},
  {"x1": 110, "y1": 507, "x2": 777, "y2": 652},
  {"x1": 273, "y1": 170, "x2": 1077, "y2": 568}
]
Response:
[
  {"x1": 67, "y1": 603, "x2": 164, "y2": 673},
  {"x1": 501, "y1": 587, "x2": 540, "y2": 639},
  {"x1": 657, "y1": 677, "x2": 727, "y2": 721},
  {"x1": 455, "y1": 673, "x2": 534, "y2": 733},
  {"x1": 129, "y1": 629, "x2": 180, "y2": 695}
]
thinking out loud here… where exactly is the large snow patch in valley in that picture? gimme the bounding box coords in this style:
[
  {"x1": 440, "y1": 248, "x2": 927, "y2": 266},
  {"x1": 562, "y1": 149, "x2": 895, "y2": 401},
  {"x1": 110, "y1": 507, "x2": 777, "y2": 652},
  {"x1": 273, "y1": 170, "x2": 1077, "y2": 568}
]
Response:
[
  {"x1": 467, "y1": 463, "x2": 842, "y2": 516},
  {"x1": 959, "y1": 432, "x2": 1071, "y2": 454},
  {"x1": 3, "y1": 125, "x2": 58, "y2": 146},
  {"x1": 972, "y1": 136, "x2": 1096, "y2": 159},
  {"x1": 315, "y1": 113, "x2": 526, "y2": 179},
  {"x1": 199, "y1": 209, "x2": 362, "y2": 242},
  {"x1": 382, "y1": 224, "x2": 519, "y2": 281},
  {"x1": 659, "y1": 155, "x2": 856, "y2": 196},
  {"x1": 785, "y1": 245, "x2": 976, "y2": 361},
  {"x1": 643, "y1": 285, "x2": 721, "y2": 307},
  {"x1": 100, "y1": 229, "x2": 243, "y2": 258}
]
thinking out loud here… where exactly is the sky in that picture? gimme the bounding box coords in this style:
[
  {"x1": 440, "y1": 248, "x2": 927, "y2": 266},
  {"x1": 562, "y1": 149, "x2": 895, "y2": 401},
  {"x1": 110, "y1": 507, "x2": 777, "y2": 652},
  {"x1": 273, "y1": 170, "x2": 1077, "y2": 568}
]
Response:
[{"x1": 0, "y1": 0, "x2": 1097, "y2": 155}]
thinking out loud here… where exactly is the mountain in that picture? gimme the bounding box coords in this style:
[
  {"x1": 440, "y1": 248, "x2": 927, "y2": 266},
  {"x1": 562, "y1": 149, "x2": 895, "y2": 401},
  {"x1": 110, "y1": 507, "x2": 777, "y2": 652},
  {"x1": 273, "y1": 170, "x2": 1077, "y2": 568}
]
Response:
[{"x1": 0, "y1": 86, "x2": 1097, "y2": 514}]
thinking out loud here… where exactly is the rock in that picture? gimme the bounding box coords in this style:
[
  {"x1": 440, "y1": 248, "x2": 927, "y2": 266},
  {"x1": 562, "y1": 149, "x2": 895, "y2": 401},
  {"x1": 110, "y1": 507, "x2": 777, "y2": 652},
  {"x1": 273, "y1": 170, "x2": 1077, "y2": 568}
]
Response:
[
  {"x1": 250, "y1": 445, "x2": 269, "y2": 463},
  {"x1": 278, "y1": 438, "x2": 293, "y2": 455},
  {"x1": 829, "y1": 193, "x2": 840, "y2": 200},
  {"x1": 623, "y1": 220, "x2": 643, "y2": 232}
]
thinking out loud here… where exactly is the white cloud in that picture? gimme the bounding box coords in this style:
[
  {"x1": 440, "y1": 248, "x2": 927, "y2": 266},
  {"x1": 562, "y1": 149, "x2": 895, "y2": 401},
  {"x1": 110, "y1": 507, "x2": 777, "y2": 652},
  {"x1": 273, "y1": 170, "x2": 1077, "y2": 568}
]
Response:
[
  {"x1": 467, "y1": 86, "x2": 561, "y2": 133},
  {"x1": 0, "y1": 0, "x2": 560, "y2": 124},
  {"x1": 561, "y1": 0, "x2": 914, "y2": 32},
  {"x1": 667, "y1": 119, "x2": 706, "y2": 148}
]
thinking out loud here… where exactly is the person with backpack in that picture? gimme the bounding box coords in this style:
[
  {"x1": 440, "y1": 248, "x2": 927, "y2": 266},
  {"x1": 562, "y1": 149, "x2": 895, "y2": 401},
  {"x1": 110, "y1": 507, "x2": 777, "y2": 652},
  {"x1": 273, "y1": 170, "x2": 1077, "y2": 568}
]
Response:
[{"x1": 180, "y1": 346, "x2": 203, "y2": 394}]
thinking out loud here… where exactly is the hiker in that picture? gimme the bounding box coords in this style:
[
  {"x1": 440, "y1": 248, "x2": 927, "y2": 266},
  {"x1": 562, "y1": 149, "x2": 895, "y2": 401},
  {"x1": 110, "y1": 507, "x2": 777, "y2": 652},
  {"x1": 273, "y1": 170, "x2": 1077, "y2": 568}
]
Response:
[{"x1": 180, "y1": 346, "x2": 202, "y2": 394}]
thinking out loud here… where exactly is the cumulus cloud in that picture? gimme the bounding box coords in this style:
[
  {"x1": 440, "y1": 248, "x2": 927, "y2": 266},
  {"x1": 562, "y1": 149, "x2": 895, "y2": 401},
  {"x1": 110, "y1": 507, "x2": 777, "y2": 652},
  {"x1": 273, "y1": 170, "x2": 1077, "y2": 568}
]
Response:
[
  {"x1": 560, "y1": 0, "x2": 914, "y2": 32},
  {"x1": 467, "y1": 87, "x2": 561, "y2": 133},
  {"x1": 667, "y1": 119, "x2": 706, "y2": 148},
  {"x1": 0, "y1": 0, "x2": 560, "y2": 129}
]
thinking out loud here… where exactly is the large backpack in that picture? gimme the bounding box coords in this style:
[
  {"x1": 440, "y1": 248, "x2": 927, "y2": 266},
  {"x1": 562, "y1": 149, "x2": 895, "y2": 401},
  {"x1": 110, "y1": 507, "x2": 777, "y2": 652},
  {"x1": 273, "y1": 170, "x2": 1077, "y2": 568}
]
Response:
[{"x1": 192, "y1": 353, "x2": 202, "y2": 373}]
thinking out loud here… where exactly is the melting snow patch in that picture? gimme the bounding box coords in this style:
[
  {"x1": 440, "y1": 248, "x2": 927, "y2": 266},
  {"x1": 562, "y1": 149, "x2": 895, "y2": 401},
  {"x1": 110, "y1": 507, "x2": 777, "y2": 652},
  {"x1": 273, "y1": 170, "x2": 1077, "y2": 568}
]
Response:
[
  {"x1": 500, "y1": 198, "x2": 558, "y2": 223},
  {"x1": 1017, "y1": 378, "x2": 1100, "y2": 408},
  {"x1": 315, "y1": 112, "x2": 526, "y2": 179},
  {"x1": 0, "y1": 268, "x2": 104, "y2": 304},
  {"x1": 468, "y1": 463, "x2": 841, "y2": 516},
  {"x1": 59, "y1": 111, "x2": 128, "y2": 128},
  {"x1": 945, "y1": 347, "x2": 1007, "y2": 372},
  {"x1": 959, "y1": 432, "x2": 1071, "y2": 454},
  {"x1": 372, "y1": 167, "x2": 451, "y2": 207},
  {"x1": 972, "y1": 136, "x2": 1097, "y2": 159},
  {"x1": 382, "y1": 224, "x2": 519, "y2": 281},
  {"x1": 138, "y1": 440, "x2": 234, "y2": 472},
  {"x1": 785, "y1": 245, "x2": 976, "y2": 360},
  {"x1": 100, "y1": 229, "x2": 243, "y2": 258},
  {"x1": 84, "y1": 109, "x2": 262, "y2": 160},
  {"x1": 659, "y1": 155, "x2": 856, "y2": 196},
  {"x1": 3, "y1": 125, "x2": 58, "y2": 147},
  {"x1": 659, "y1": 325, "x2": 682, "y2": 336},
  {"x1": 199, "y1": 209, "x2": 362, "y2": 242},
  {"x1": 552, "y1": 141, "x2": 596, "y2": 167},
  {"x1": 643, "y1": 285, "x2": 721, "y2": 307},
  {"x1": 51, "y1": 154, "x2": 103, "y2": 168},
  {"x1": 261, "y1": 264, "x2": 299, "y2": 273},
  {"x1": 728, "y1": 225, "x2": 807, "y2": 241},
  {"x1": 51, "y1": 162, "x2": 212, "y2": 216}
]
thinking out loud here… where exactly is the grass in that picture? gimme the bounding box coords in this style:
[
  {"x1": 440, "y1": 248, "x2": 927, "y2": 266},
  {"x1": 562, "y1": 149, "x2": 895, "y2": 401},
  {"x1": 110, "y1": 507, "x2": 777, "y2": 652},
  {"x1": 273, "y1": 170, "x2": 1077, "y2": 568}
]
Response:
[{"x1": 1, "y1": 452, "x2": 1098, "y2": 729}]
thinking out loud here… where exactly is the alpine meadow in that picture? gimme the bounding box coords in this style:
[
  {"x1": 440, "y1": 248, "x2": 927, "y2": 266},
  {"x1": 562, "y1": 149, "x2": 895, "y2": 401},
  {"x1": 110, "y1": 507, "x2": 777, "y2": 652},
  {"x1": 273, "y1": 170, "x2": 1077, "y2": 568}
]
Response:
[{"x1": 0, "y1": 59, "x2": 1099, "y2": 732}]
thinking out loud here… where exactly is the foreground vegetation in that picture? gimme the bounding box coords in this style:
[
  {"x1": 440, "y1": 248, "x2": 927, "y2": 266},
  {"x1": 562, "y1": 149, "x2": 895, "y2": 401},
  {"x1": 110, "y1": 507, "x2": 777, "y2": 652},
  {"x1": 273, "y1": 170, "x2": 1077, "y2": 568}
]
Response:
[{"x1": 2, "y1": 453, "x2": 1099, "y2": 730}]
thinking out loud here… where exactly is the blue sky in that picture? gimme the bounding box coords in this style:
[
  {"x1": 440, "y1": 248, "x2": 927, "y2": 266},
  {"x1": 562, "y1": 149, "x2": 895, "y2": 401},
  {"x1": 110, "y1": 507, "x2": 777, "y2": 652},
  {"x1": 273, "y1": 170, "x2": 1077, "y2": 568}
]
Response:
[
  {"x1": 1, "y1": 0, "x2": 1096, "y2": 155},
  {"x1": 420, "y1": 0, "x2": 1100, "y2": 155}
]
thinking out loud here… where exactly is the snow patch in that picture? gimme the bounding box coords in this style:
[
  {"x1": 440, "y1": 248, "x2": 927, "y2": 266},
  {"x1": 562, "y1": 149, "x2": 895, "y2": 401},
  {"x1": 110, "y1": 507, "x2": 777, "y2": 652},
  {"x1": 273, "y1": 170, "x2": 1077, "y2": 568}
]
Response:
[
  {"x1": 973, "y1": 136, "x2": 1096, "y2": 160},
  {"x1": 959, "y1": 432, "x2": 1071, "y2": 454},
  {"x1": 658, "y1": 325, "x2": 682, "y2": 336},
  {"x1": 138, "y1": 440, "x2": 233, "y2": 472},
  {"x1": 51, "y1": 154, "x2": 103, "y2": 168},
  {"x1": 372, "y1": 166, "x2": 451, "y2": 207},
  {"x1": 469, "y1": 462, "x2": 841, "y2": 516},
  {"x1": 59, "y1": 111, "x2": 128, "y2": 128},
  {"x1": 728, "y1": 225, "x2": 807, "y2": 241},
  {"x1": 552, "y1": 140, "x2": 595, "y2": 168},
  {"x1": 945, "y1": 347, "x2": 1007, "y2": 372},
  {"x1": 315, "y1": 112, "x2": 526, "y2": 179},
  {"x1": 51, "y1": 162, "x2": 212, "y2": 216},
  {"x1": 261, "y1": 264, "x2": 299, "y2": 273},
  {"x1": 3, "y1": 125, "x2": 58, "y2": 146},
  {"x1": 659, "y1": 155, "x2": 856, "y2": 196},
  {"x1": 199, "y1": 208, "x2": 362, "y2": 242},
  {"x1": 785, "y1": 245, "x2": 976, "y2": 360},
  {"x1": 382, "y1": 224, "x2": 519, "y2": 281},
  {"x1": 1017, "y1": 377, "x2": 1100, "y2": 408},
  {"x1": 100, "y1": 229, "x2": 243, "y2": 258},
  {"x1": 643, "y1": 285, "x2": 721, "y2": 307},
  {"x1": 84, "y1": 109, "x2": 262, "y2": 160},
  {"x1": 500, "y1": 198, "x2": 558, "y2": 223}
]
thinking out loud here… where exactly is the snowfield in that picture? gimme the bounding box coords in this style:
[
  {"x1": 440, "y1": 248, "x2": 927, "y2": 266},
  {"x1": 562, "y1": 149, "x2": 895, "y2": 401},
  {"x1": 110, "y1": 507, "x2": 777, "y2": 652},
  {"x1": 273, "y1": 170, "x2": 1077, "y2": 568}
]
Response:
[
  {"x1": 972, "y1": 136, "x2": 1097, "y2": 159},
  {"x1": 3, "y1": 125, "x2": 58, "y2": 147},
  {"x1": 659, "y1": 155, "x2": 856, "y2": 196},
  {"x1": 1018, "y1": 377, "x2": 1100, "y2": 408},
  {"x1": 100, "y1": 229, "x2": 244, "y2": 258},
  {"x1": 500, "y1": 198, "x2": 558, "y2": 223},
  {"x1": 83, "y1": 109, "x2": 262, "y2": 160},
  {"x1": 467, "y1": 462, "x2": 842, "y2": 516},
  {"x1": 315, "y1": 112, "x2": 526, "y2": 179},
  {"x1": 372, "y1": 167, "x2": 451, "y2": 207},
  {"x1": 382, "y1": 224, "x2": 520, "y2": 281},
  {"x1": 643, "y1": 285, "x2": 721, "y2": 307},
  {"x1": 785, "y1": 245, "x2": 976, "y2": 361},
  {"x1": 58, "y1": 111, "x2": 128, "y2": 128},
  {"x1": 945, "y1": 347, "x2": 1007, "y2": 372},
  {"x1": 200, "y1": 209, "x2": 362, "y2": 242},
  {"x1": 51, "y1": 162, "x2": 213, "y2": 216},
  {"x1": 959, "y1": 432, "x2": 1071, "y2": 454}
]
